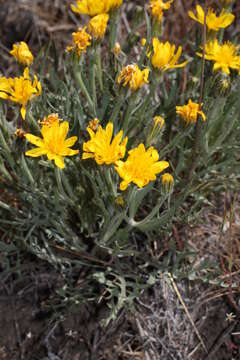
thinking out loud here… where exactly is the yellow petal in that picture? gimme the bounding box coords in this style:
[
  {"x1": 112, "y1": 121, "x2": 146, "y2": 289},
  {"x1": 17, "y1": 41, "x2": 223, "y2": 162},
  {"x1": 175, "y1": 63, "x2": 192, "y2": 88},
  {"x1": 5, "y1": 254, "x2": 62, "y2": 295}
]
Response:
[
  {"x1": 82, "y1": 152, "x2": 94, "y2": 160},
  {"x1": 169, "y1": 59, "x2": 190, "y2": 69},
  {"x1": 59, "y1": 121, "x2": 69, "y2": 140},
  {"x1": 60, "y1": 148, "x2": 79, "y2": 156},
  {"x1": 105, "y1": 122, "x2": 113, "y2": 142},
  {"x1": 188, "y1": 10, "x2": 198, "y2": 22},
  {"x1": 54, "y1": 156, "x2": 65, "y2": 169},
  {"x1": 23, "y1": 67, "x2": 30, "y2": 79},
  {"x1": 25, "y1": 134, "x2": 44, "y2": 147},
  {"x1": 196, "y1": 5, "x2": 204, "y2": 22},
  {"x1": 199, "y1": 111, "x2": 206, "y2": 122},
  {"x1": 64, "y1": 136, "x2": 78, "y2": 148},
  {"x1": 25, "y1": 147, "x2": 47, "y2": 157},
  {"x1": 151, "y1": 161, "x2": 169, "y2": 173},
  {"x1": 120, "y1": 180, "x2": 129, "y2": 191},
  {"x1": 21, "y1": 106, "x2": 27, "y2": 120}
]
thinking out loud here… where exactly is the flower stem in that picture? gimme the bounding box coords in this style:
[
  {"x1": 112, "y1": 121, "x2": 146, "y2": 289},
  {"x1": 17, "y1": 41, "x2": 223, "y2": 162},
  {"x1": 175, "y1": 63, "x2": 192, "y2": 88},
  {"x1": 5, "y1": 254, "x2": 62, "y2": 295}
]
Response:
[
  {"x1": 96, "y1": 45, "x2": 103, "y2": 92},
  {"x1": 122, "y1": 92, "x2": 138, "y2": 134},
  {"x1": 109, "y1": 9, "x2": 119, "y2": 50},
  {"x1": 74, "y1": 67, "x2": 96, "y2": 117},
  {"x1": 188, "y1": 1, "x2": 207, "y2": 183}
]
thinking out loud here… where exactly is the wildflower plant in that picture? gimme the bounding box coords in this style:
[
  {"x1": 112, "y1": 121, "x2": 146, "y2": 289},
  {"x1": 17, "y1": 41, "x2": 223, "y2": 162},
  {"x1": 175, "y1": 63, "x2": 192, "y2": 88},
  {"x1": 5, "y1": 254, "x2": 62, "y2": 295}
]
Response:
[{"x1": 0, "y1": 1, "x2": 240, "y2": 323}]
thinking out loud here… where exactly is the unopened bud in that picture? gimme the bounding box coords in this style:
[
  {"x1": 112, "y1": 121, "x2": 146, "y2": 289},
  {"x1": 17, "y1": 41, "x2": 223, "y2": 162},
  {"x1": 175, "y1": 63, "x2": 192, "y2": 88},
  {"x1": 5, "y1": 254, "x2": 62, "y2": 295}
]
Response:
[
  {"x1": 115, "y1": 196, "x2": 124, "y2": 207},
  {"x1": 162, "y1": 173, "x2": 174, "y2": 192},
  {"x1": 113, "y1": 42, "x2": 121, "y2": 56},
  {"x1": 153, "y1": 116, "x2": 165, "y2": 130}
]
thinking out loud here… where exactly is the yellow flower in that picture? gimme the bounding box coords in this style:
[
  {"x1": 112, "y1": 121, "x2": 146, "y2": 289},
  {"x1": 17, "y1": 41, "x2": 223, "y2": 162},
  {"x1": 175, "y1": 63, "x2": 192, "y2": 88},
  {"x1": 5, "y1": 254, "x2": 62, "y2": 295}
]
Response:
[
  {"x1": 198, "y1": 40, "x2": 240, "y2": 75},
  {"x1": 71, "y1": 0, "x2": 123, "y2": 17},
  {"x1": 115, "y1": 143, "x2": 169, "y2": 190},
  {"x1": 150, "y1": 0, "x2": 173, "y2": 22},
  {"x1": 162, "y1": 173, "x2": 173, "y2": 190},
  {"x1": 10, "y1": 42, "x2": 34, "y2": 66},
  {"x1": 66, "y1": 27, "x2": 91, "y2": 56},
  {"x1": 0, "y1": 67, "x2": 41, "y2": 120},
  {"x1": 176, "y1": 99, "x2": 206, "y2": 125},
  {"x1": 151, "y1": 38, "x2": 188, "y2": 72},
  {"x1": 25, "y1": 114, "x2": 79, "y2": 169},
  {"x1": 113, "y1": 42, "x2": 121, "y2": 55},
  {"x1": 153, "y1": 115, "x2": 165, "y2": 130},
  {"x1": 188, "y1": 5, "x2": 234, "y2": 32},
  {"x1": 88, "y1": 14, "x2": 109, "y2": 39},
  {"x1": 117, "y1": 64, "x2": 149, "y2": 91},
  {"x1": 82, "y1": 122, "x2": 128, "y2": 165}
]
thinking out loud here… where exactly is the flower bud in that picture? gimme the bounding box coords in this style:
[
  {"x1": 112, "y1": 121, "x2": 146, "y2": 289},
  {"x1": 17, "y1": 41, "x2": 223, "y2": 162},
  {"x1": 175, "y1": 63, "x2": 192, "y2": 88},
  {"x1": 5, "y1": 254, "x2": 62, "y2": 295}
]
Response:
[
  {"x1": 162, "y1": 173, "x2": 174, "y2": 191},
  {"x1": 113, "y1": 42, "x2": 121, "y2": 56}
]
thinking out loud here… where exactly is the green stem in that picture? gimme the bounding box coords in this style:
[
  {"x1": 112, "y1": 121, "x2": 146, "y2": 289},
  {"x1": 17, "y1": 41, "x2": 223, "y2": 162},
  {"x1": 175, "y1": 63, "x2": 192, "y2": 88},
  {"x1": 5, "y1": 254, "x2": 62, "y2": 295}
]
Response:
[
  {"x1": 54, "y1": 167, "x2": 74, "y2": 205},
  {"x1": 27, "y1": 109, "x2": 40, "y2": 132},
  {"x1": 96, "y1": 46, "x2": 103, "y2": 92},
  {"x1": 74, "y1": 68, "x2": 96, "y2": 117},
  {"x1": 128, "y1": 194, "x2": 168, "y2": 228},
  {"x1": 89, "y1": 47, "x2": 97, "y2": 115},
  {"x1": 106, "y1": 167, "x2": 117, "y2": 197},
  {"x1": 122, "y1": 92, "x2": 138, "y2": 134},
  {"x1": 110, "y1": 92, "x2": 125, "y2": 128},
  {"x1": 109, "y1": 9, "x2": 119, "y2": 50},
  {"x1": 138, "y1": 10, "x2": 152, "y2": 67},
  {"x1": 187, "y1": 1, "x2": 207, "y2": 183}
]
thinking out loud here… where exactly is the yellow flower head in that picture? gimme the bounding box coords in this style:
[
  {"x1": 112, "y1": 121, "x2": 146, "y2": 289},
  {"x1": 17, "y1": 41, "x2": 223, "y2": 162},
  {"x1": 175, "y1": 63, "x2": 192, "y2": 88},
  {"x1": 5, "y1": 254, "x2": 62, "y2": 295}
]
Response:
[
  {"x1": 82, "y1": 122, "x2": 128, "y2": 165},
  {"x1": 71, "y1": 0, "x2": 123, "y2": 17},
  {"x1": 176, "y1": 99, "x2": 206, "y2": 125},
  {"x1": 10, "y1": 42, "x2": 34, "y2": 66},
  {"x1": 25, "y1": 114, "x2": 79, "y2": 169},
  {"x1": 0, "y1": 67, "x2": 41, "y2": 120},
  {"x1": 88, "y1": 117, "x2": 100, "y2": 131},
  {"x1": 162, "y1": 173, "x2": 173, "y2": 190},
  {"x1": 113, "y1": 42, "x2": 121, "y2": 55},
  {"x1": 198, "y1": 40, "x2": 240, "y2": 75},
  {"x1": 188, "y1": 5, "x2": 235, "y2": 32},
  {"x1": 115, "y1": 143, "x2": 169, "y2": 190},
  {"x1": 117, "y1": 64, "x2": 150, "y2": 91},
  {"x1": 150, "y1": 0, "x2": 173, "y2": 22},
  {"x1": 88, "y1": 13, "x2": 109, "y2": 39},
  {"x1": 66, "y1": 27, "x2": 91, "y2": 56},
  {"x1": 151, "y1": 38, "x2": 188, "y2": 72}
]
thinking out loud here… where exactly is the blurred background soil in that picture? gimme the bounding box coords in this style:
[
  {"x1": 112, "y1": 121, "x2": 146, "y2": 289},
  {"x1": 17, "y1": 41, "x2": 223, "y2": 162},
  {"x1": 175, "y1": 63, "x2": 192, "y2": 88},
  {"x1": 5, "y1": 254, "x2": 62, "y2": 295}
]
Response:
[{"x1": 1, "y1": 1, "x2": 240, "y2": 359}]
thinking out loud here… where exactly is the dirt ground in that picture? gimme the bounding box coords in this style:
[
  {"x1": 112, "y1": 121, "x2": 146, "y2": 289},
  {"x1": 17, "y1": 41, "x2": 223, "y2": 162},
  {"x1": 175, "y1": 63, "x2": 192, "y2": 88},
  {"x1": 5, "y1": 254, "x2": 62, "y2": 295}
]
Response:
[
  {"x1": 1, "y1": 1, "x2": 240, "y2": 359},
  {"x1": 1, "y1": 251, "x2": 240, "y2": 360}
]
